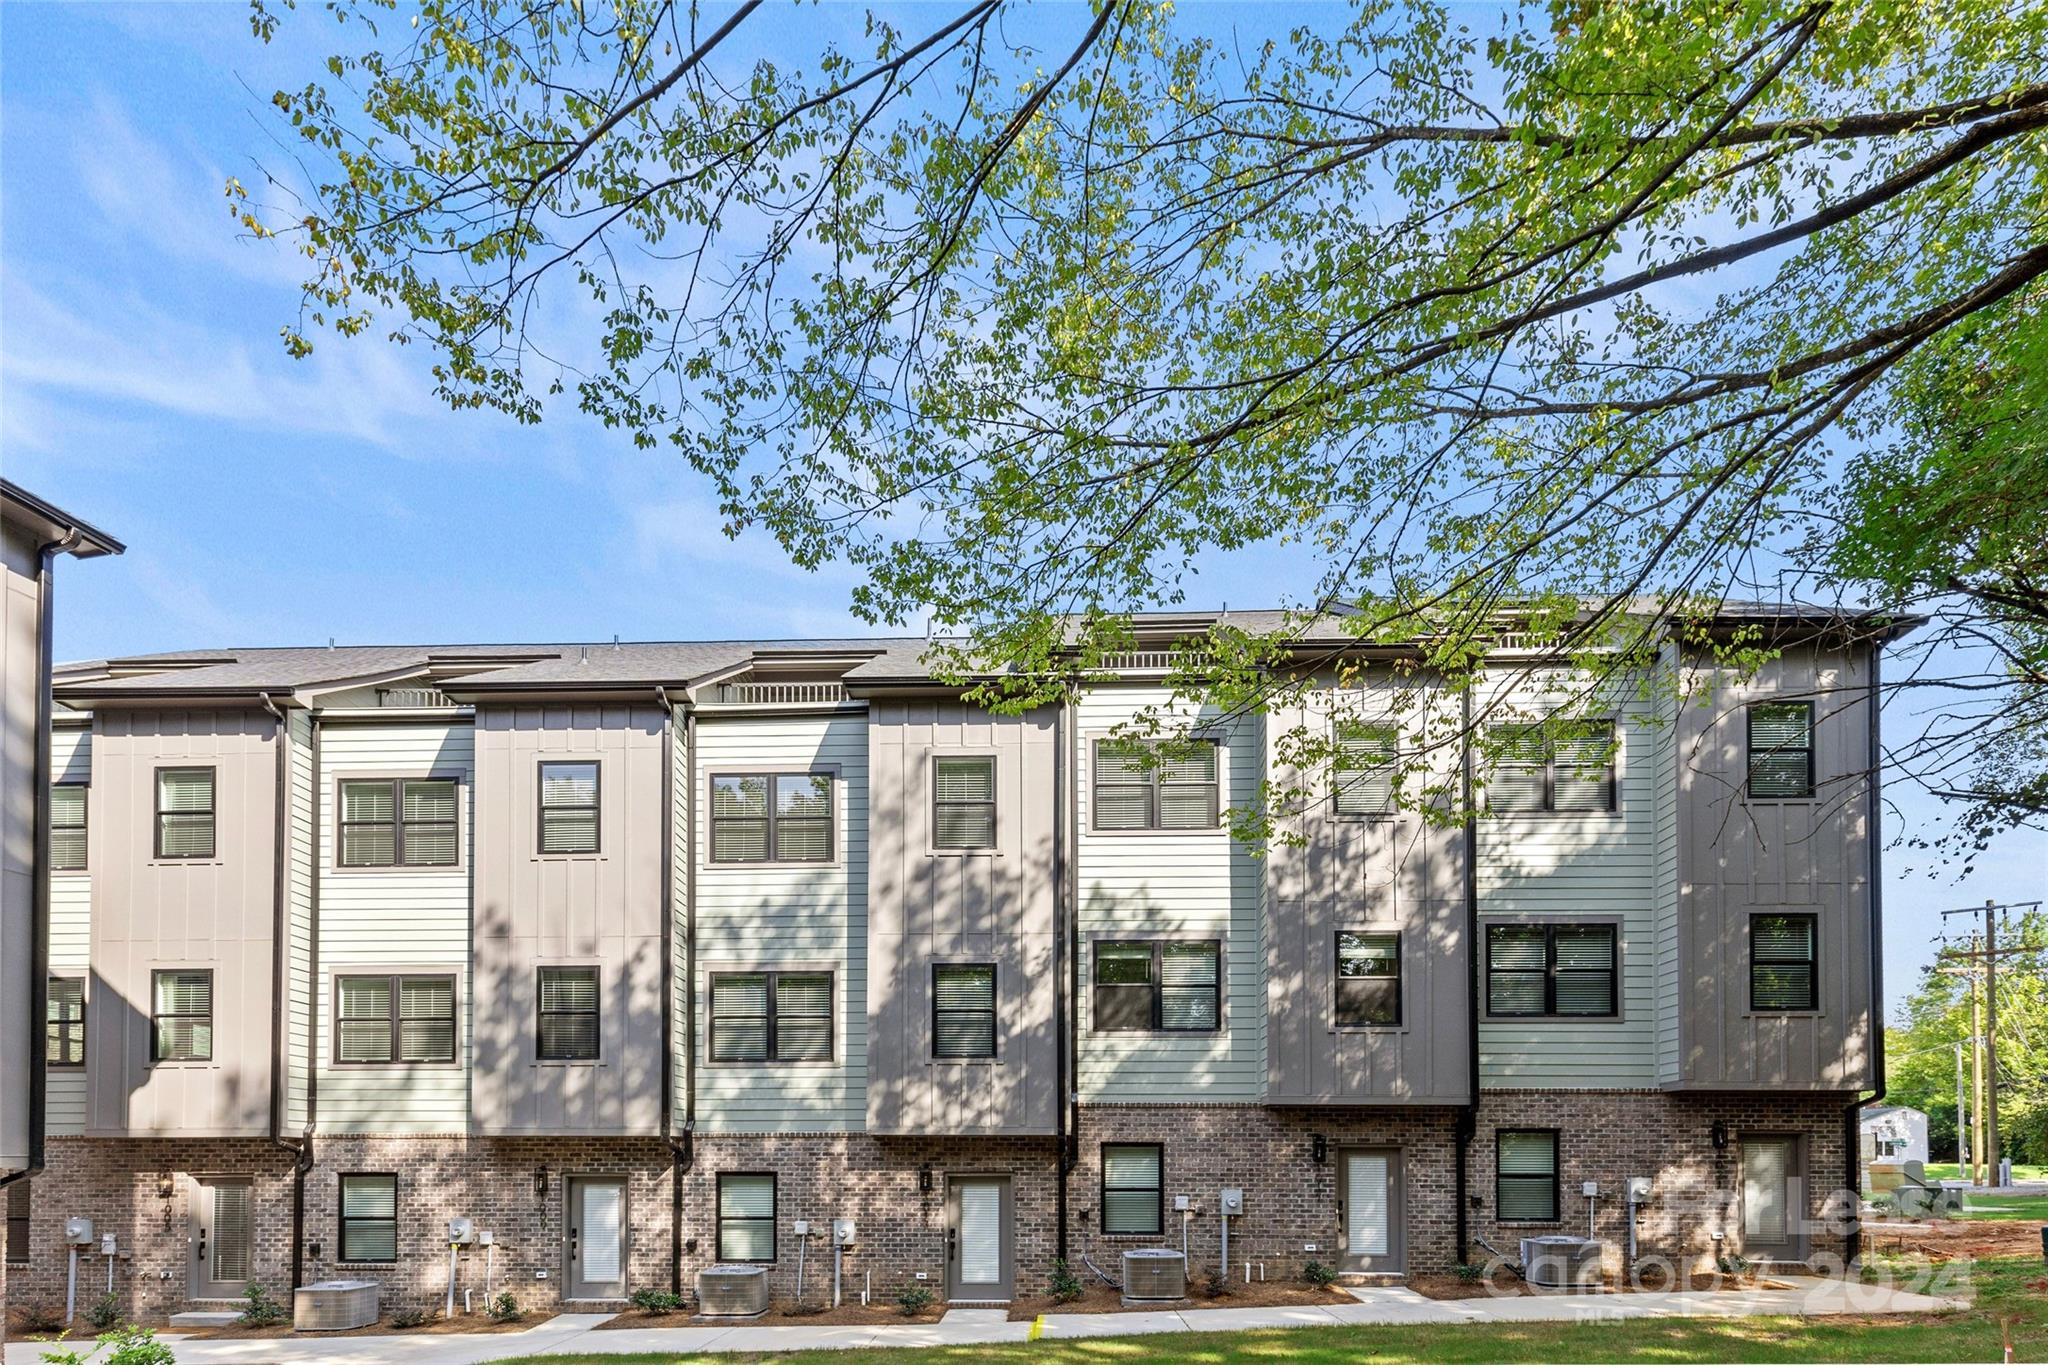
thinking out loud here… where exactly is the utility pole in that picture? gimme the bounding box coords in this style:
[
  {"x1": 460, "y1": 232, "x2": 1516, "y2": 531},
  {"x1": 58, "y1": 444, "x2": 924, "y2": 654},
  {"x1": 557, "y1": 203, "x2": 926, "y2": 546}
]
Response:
[
  {"x1": 1954, "y1": 1038, "x2": 1969, "y2": 1170},
  {"x1": 1937, "y1": 899, "x2": 2042, "y2": 1188}
]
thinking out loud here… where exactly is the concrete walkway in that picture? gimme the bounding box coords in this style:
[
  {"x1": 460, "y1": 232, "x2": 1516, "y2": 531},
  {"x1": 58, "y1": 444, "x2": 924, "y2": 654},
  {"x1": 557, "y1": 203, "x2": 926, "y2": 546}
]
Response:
[{"x1": 1, "y1": 1280, "x2": 1963, "y2": 1364}]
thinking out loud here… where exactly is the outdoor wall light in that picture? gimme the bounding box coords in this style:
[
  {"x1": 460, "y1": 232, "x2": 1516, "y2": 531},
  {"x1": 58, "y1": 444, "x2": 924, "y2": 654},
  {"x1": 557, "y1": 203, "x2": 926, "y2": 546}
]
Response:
[
  {"x1": 155, "y1": 1172, "x2": 175, "y2": 1201},
  {"x1": 1311, "y1": 1135, "x2": 1327, "y2": 1165},
  {"x1": 534, "y1": 1165, "x2": 550, "y2": 1201},
  {"x1": 1710, "y1": 1120, "x2": 1730, "y2": 1151},
  {"x1": 918, "y1": 1163, "x2": 933, "y2": 1193}
]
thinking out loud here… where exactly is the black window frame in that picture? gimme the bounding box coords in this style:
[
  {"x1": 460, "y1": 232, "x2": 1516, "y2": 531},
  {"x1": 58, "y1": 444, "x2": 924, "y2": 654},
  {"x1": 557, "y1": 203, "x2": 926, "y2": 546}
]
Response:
[
  {"x1": 708, "y1": 970, "x2": 835, "y2": 1063},
  {"x1": 1487, "y1": 723, "x2": 1617, "y2": 814},
  {"x1": 716, "y1": 1172, "x2": 778, "y2": 1263},
  {"x1": 5, "y1": 1181, "x2": 27, "y2": 1266},
  {"x1": 1485, "y1": 923, "x2": 1619, "y2": 1019},
  {"x1": 1749, "y1": 912, "x2": 1820, "y2": 1012},
  {"x1": 1495, "y1": 1128, "x2": 1561, "y2": 1224},
  {"x1": 708, "y1": 772, "x2": 836, "y2": 863},
  {"x1": 1335, "y1": 931, "x2": 1402, "y2": 1028},
  {"x1": 1091, "y1": 940, "x2": 1222, "y2": 1033},
  {"x1": 332, "y1": 973, "x2": 459, "y2": 1065},
  {"x1": 1091, "y1": 738, "x2": 1222, "y2": 831},
  {"x1": 46, "y1": 975, "x2": 85, "y2": 1068},
  {"x1": 50, "y1": 780, "x2": 87, "y2": 871},
  {"x1": 336, "y1": 777, "x2": 460, "y2": 868},
  {"x1": 153, "y1": 766, "x2": 216, "y2": 860},
  {"x1": 338, "y1": 1173, "x2": 399, "y2": 1264},
  {"x1": 536, "y1": 964, "x2": 602, "y2": 1061},
  {"x1": 1746, "y1": 701, "x2": 1816, "y2": 799},
  {"x1": 931, "y1": 755, "x2": 998, "y2": 851},
  {"x1": 931, "y1": 962, "x2": 998, "y2": 1060},
  {"x1": 1100, "y1": 1142, "x2": 1165, "y2": 1236},
  {"x1": 149, "y1": 968, "x2": 213, "y2": 1062},
  {"x1": 537, "y1": 761, "x2": 601, "y2": 855}
]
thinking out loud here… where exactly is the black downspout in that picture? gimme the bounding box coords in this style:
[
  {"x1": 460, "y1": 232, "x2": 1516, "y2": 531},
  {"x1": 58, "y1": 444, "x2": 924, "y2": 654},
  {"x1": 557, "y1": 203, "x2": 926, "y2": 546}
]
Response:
[
  {"x1": 676, "y1": 706, "x2": 699, "y2": 1285},
  {"x1": 1454, "y1": 684, "x2": 1480, "y2": 1265},
  {"x1": 1063, "y1": 689, "x2": 1081, "y2": 1183},
  {"x1": 1052, "y1": 697, "x2": 1068, "y2": 1260},
  {"x1": 657, "y1": 688, "x2": 683, "y2": 1296},
  {"x1": 0, "y1": 535, "x2": 72, "y2": 1201},
  {"x1": 1846, "y1": 640, "x2": 1887, "y2": 1266},
  {"x1": 259, "y1": 693, "x2": 310, "y2": 1290}
]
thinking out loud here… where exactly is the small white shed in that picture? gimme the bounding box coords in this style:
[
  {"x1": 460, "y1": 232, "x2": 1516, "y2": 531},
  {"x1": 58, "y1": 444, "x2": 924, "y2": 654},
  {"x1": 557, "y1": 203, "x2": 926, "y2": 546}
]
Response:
[{"x1": 1860, "y1": 1104, "x2": 1930, "y2": 1169}]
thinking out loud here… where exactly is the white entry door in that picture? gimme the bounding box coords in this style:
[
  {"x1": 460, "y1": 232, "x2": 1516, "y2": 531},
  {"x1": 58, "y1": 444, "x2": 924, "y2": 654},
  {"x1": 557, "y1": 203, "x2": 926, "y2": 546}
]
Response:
[
  {"x1": 946, "y1": 1176, "x2": 1013, "y2": 1301},
  {"x1": 1340, "y1": 1149, "x2": 1402, "y2": 1273},
  {"x1": 567, "y1": 1177, "x2": 627, "y2": 1299}
]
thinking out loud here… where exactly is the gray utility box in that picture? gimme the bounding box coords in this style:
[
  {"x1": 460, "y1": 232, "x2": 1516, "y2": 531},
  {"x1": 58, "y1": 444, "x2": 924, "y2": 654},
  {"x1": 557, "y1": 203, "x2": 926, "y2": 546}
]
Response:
[
  {"x1": 1521, "y1": 1236, "x2": 1604, "y2": 1289},
  {"x1": 1121, "y1": 1248, "x2": 1188, "y2": 1302},
  {"x1": 696, "y1": 1264, "x2": 771, "y2": 1317},
  {"x1": 294, "y1": 1280, "x2": 380, "y2": 1331}
]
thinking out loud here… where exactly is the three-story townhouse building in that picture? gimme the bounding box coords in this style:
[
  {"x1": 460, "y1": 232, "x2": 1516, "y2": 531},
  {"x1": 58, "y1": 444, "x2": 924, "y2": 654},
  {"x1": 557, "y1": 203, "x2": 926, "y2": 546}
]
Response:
[{"x1": 2, "y1": 605, "x2": 1899, "y2": 1320}]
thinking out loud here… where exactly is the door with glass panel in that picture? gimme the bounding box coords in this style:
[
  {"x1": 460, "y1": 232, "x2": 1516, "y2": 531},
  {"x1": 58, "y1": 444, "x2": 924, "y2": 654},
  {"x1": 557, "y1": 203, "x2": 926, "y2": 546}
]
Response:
[
  {"x1": 1338, "y1": 1149, "x2": 1403, "y2": 1273},
  {"x1": 945, "y1": 1176, "x2": 1013, "y2": 1301},
  {"x1": 188, "y1": 1178, "x2": 253, "y2": 1300},
  {"x1": 566, "y1": 1176, "x2": 628, "y2": 1299},
  {"x1": 1740, "y1": 1137, "x2": 1804, "y2": 1262}
]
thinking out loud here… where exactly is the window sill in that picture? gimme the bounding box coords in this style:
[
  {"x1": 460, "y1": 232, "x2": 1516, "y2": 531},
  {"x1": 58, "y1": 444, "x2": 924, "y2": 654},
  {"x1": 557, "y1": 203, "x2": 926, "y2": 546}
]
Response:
[
  {"x1": 330, "y1": 1061, "x2": 462, "y2": 1070},
  {"x1": 1482, "y1": 1015, "x2": 1622, "y2": 1024},
  {"x1": 332, "y1": 1262, "x2": 399, "y2": 1270},
  {"x1": 531, "y1": 854, "x2": 606, "y2": 863},
  {"x1": 928, "y1": 1057, "x2": 999, "y2": 1067},
  {"x1": 331, "y1": 864, "x2": 465, "y2": 875},
  {"x1": 534, "y1": 1060, "x2": 607, "y2": 1068},
  {"x1": 1330, "y1": 1025, "x2": 1407, "y2": 1035},
  {"x1": 148, "y1": 859, "x2": 224, "y2": 868},
  {"x1": 1743, "y1": 1010, "x2": 1824, "y2": 1019},
  {"x1": 925, "y1": 848, "x2": 1002, "y2": 859},
  {"x1": 1085, "y1": 827, "x2": 1227, "y2": 838}
]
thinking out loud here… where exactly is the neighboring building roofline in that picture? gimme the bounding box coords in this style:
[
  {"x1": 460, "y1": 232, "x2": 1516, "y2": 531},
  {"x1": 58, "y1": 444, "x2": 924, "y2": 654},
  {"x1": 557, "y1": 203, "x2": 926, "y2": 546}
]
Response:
[{"x1": 0, "y1": 479, "x2": 125, "y2": 557}]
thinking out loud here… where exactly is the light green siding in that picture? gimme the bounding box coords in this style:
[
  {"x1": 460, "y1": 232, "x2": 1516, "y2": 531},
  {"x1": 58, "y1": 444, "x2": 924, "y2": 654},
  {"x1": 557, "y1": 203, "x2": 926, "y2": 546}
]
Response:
[
  {"x1": 314, "y1": 719, "x2": 473, "y2": 1133},
  {"x1": 47, "y1": 725, "x2": 90, "y2": 1134},
  {"x1": 282, "y1": 709, "x2": 316, "y2": 1132},
  {"x1": 1475, "y1": 669, "x2": 1661, "y2": 1088},
  {"x1": 692, "y1": 709, "x2": 868, "y2": 1132},
  {"x1": 1074, "y1": 686, "x2": 1264, "y2": 1103}
]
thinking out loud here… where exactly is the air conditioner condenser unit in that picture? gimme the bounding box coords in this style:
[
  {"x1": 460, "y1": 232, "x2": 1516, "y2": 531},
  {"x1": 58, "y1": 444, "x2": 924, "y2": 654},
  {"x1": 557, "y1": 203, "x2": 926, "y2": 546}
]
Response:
[{"x1": 1121, "y1": 1249, "x2": 1188, "y2": 1302}]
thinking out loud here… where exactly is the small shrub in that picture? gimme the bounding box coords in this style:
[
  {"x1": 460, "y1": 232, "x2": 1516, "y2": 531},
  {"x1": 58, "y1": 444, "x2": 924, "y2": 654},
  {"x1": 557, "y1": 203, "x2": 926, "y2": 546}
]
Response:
[
  {"x1": 1452, "y1": 1261, "x2": 1485, "y2": 1284},
  {"x1": 778, "y1": 1298, "x2": 824, "y2": 1317},
  {"x1": 387, "y1": 1304, "x2": 431, "y2": 1330},
  {"x1": 486, "y1": 1292, "x2": 522, "y2": 1324},
  {"x1": 17, "y1": 1301, "x2": 67, "y2": 1335},
  {"x1": 1198, "y1": 1269, "x2": 1235, "y2": 1299},
  {"x1": 1302, "y1": 1258, "x2": 1340, "y2": 1287},
  {"x1": 894, "y1": 1284, "x2": 936, "y2": 1317},
  {"x1": 1047, "y1": 1258, "x2": 1085, "y2": 1304},
  {"x1": 86, "y1": 1293, "x2": 122, "y2": 1332},
  {"x1": 1716, "y1": 1252, "x2": 1753, "y2": 1278},
  {"x1": 100, "y1": 1325, "x2": 176, "y2": 1365},
  {"x1": 628, "y1": 1288, "x2": 684, "y2": 1315},
  {"x1": 37, "y1": 1348, "x2": 89, "y2": 1365},
  {"x1": 236, "y1": 1283, "x2": 288, "y2": 1327}
]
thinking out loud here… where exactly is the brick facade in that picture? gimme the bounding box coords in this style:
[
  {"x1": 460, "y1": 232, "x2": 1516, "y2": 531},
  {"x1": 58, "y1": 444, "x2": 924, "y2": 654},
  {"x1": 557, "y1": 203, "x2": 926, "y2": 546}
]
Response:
[
  {"x1": 1470, "y1": 1090, "x2": 1856, "y2": 1278},
  {"x1": 5, "y1": 1091, "x2": 1854, "y2": 1319}
]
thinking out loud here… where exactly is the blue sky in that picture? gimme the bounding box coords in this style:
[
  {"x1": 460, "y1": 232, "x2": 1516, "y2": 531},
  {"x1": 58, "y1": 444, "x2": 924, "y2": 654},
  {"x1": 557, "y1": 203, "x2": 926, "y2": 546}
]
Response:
[{"x1": 3, "y1": 1, "x2": 2040, "y2": 1010}]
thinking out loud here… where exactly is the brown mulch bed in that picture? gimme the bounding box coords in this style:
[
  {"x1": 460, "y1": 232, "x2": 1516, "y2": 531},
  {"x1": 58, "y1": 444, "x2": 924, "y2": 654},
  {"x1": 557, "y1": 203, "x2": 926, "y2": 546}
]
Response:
[
  {"x1": 4, "y1": 1312, "x2": 99, "y2": 1342},
  {"x1": 181, "y1": 1311, "x2": 556, "y2": 1339},
  {"x1": 597, "y1": 1299, "x2": 945, "y2": 1330},
  {"x1": 1409, "y1": 1271, "x2": 1793, "y2": 1300},
  {"x1": 1005, "y1": 1280, "x2": 1352, "y2": 1320}
]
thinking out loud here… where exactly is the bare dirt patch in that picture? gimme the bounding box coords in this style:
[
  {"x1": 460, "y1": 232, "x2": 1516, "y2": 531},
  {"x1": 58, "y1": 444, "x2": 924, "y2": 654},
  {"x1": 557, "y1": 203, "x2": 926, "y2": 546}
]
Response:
[
  {"x1": 596, "y1": 1299, "x2": 945, "y2": 1330},
  {"x1": 1005, "y1": 1279, "x2": 1352, "y2": 1320},
  {"x1": 1865, "y1": 1216, "x2": 2044, "y2": 1263}
]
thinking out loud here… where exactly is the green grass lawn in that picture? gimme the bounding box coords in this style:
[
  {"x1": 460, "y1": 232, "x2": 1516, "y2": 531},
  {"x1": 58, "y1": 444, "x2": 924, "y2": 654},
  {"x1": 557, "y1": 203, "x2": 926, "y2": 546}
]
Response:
[
  {"x1": 1956, "y1": 1192, "x2": 2048, "y2": 1221},
  {"x1": 501, "y1": 1256, "x2": 2045, "y2": 1365},
  {"x1": 1921, "y1": 1161, "x2": 2048, "y2": 1184}
]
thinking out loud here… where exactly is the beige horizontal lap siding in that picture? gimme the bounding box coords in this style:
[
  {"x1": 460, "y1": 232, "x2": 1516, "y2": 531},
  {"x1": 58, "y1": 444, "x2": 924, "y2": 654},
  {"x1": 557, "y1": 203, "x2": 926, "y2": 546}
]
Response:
[
  {"x1": 47, "y1": 726, "x2": 91, "y2": 1133},
  {"x1": 1476, "y1": 672, "x2": 1662, "y2": 1089},
  {"x1": 283, "y1": 709, "x2": 315, "y2": 1132},
  {"x1": 1075, "y1": 687, "x2": 1264, "y2": 1103},
  {"x1": 693, "y1": 710, "x2": 869, "y2": 1133},
  {"x1": 315, "y1": 719, "x2": 474, "y2": 1133}
]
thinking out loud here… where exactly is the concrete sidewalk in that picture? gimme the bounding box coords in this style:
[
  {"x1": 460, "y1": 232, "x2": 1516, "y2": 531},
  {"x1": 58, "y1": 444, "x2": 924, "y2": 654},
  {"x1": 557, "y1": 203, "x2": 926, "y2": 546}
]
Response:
[{"x1": 1, "y1": 1280, "x2": 1963, "y2": 1363}]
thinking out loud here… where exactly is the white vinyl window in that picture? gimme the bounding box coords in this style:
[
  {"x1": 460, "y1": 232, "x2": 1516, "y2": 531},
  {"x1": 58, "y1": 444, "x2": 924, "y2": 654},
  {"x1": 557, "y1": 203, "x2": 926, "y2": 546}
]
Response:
[
  {"x1": 1333, "y1": 724, "x2": 1398, "y2": 815},
  {"x1": 50, "y1": 783, "x2": 87, "y2": 870},
  {"x1": 932, "y1": 757, "x2": 997, "y2": 849},
  {"x1": 710, "y1": 774, "x2": 833, "y2": 862}
]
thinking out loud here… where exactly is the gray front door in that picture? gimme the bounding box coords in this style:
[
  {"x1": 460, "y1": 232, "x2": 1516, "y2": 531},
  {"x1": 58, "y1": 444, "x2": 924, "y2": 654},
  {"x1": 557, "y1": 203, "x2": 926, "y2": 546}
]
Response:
[
  {"x1": 566, "y1": 1176, "x2": 628, "y2": 1300},
  {"x1": 1740, "y1": 1136, "x2": 1805, "y2": 1262},
  {"x1": 188, "y1": 1178, "x2": 253, "y2": 1300},
  {"x1": 946, "y1": 1176, "x2": 1013, "y2": 1301},
  {"x1": 1338, "y1": 1148, "x2": 1403, "y2": 1273}
]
